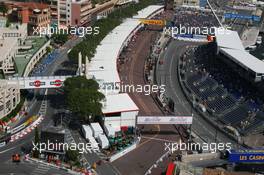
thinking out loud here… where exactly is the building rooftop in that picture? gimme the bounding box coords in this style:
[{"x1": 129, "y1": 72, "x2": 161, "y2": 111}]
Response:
[
  {"x1": 102, "y1": 93, "x2": 139, "y2": 114},
  {"x1": 6, "y1": 2, "x2": 49, "y2": 11},
  {"x1": 215, "y1": 30, "x2": 245, "y2": 50},
  {"x1": 221, "y1": 48, "x2": 264, "y2": 74},
  {"x1": 14, "y1": 37, "x2": 47, "y2": 76},
  {"x1": 216, "y1": 29, "x2": 264, "y2": 74},
  {"x1": 0, "y1": 23, "x2": 27, "y2": 63},
  {"x1": 86, "y1": 5, "x2": 163, "y2": 84}
]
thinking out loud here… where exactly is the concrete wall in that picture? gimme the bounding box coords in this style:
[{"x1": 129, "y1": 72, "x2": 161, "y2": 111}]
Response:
[{"x1": 182, "y1": 152, "x2": 220, "y2": 163}]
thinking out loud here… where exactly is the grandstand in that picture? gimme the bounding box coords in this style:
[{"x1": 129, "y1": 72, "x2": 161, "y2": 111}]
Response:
[{"x1": 180, "y1": 34, "x2": 264, "y2": 135}]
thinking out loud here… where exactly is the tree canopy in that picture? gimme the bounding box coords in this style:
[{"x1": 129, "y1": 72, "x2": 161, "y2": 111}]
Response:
[
  {"x1": 51, "y1": 32, "x2": 68, "y2": 45},
  {"x1": 64, "y1": 77, "x2": 105, "y2": 122},
  {"x1": 65, "y1": 150, "x2": 79, "y2": 163},
  {"x1": 0, "y1": 3, "x2": 8, "y2": 16},
  {"x1": 68, "y1": 0, "x2": 158, "y2": 63},
  {"x1": 64, "y1": 76, "x2": 100, "y2": 93}
]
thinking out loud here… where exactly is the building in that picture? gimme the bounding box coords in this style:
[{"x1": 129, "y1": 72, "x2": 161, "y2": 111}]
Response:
[
  {"x1": 0, "y1": 80, "x2": 20, "y2": 120},
  {"x1": 6, "y1": 2, "x2": 51, "y2": 30},
  {"x1": 174, "y1": 0, "x2": 200, "y2": 7},
  {"x1": 45, "y1": 0, "x2": 93, "y2": 27},
  {"x1": 89, "y1": 0, "x2": 115, "y2": 22},
  {"x1": 102, "y1": 93, "x2": 139, "y2": 129},
  {"x1": 0, "y1": 23, "x2": 27, "y2": 75},
  {"x1": 215, "y1": 29, "x2": 264, "y2": 82},
  {"x1": 46, "y1": 0, "x2": 124, "y2": 27},
  {"x1": 47, "y1": 0, "x2": 60, "y2": 26}
]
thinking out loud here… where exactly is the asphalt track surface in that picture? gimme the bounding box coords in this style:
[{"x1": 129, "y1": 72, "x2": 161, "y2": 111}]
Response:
[
  {"x1": 113, "y1": 30, "x2": 180, "y2": 175},
  {"x1": 156, "y1": 40, "x2": 239, "y2": 149}
]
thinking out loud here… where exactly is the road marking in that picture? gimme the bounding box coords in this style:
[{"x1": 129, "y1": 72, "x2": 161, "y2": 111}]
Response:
[
  {"x1": 141, "y1": 136, "x2": 176, "y2": 143},
  {"x1": 0, "y1": 146, "x2": 16, "y2": 154},
  {"x1": 137, "y1": 124, "x2": 160, "y2": 149}
]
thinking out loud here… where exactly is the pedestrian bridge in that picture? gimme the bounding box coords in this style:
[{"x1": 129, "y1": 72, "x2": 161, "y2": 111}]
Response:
[{"x1": 7, "y1": 76, "x2": 73, "y2": 89}]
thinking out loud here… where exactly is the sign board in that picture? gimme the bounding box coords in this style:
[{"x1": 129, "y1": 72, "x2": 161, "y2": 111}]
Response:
[
  {"x1": 139, "y1": 19, "x2": 165, "y2": 26},
  {"x1": 24, "y1": 79, "x2": 64, "y2": 89},
  {"x1": 228, "y1": 149, "x2": 264, "y2": 163},
  {"x1": 137, "y1": 116, "x2": 193, "y2": 125},
  {"x1": 174, "y1": 34, "x2": 194, "y2": 39},
  {"x1": 224, "y1": 13, "x2": 261, "y2": 22}
]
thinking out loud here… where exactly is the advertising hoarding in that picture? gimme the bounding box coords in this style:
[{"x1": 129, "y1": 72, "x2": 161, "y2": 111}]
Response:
[
  {"x1": 137, "y1": 116, "x2": 193, "y2": 125},
  {"x1": 228, "y1": 149, "x2": 264, "y2": 163},
  {"x1": 224, "y1": 13, "x2": 261, "y2": 22},
  {"x1": 139, "y1": 19, "x2": 165, "y2": 26},
  {"x1": 24, "y1": 79, "x2": 64, "y2": 89}
]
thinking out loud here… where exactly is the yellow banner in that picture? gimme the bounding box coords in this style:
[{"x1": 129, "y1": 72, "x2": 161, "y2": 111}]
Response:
[
  {"x1": 139, "y1": 19, "x2": 165, "y2": 26},
  {"x1": 23, "y1": 115, "x2": 37, "y2": 126}
]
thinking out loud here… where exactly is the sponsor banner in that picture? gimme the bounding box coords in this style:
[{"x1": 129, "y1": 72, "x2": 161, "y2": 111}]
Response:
[
  {"x1": 193, "y1": 35, "x2": 207, "y2": 40},
  {"x1": 233, "y1": 5, "x2": 256, "y2": 11},
  {"x1": 137, "y1": 116, "x2": 193, "y2": 125},
  {"x1": 252, "y1": 15, "x2": 261, "y2": 22},
  {"x1": 139, "y1": 19, "x2": 165, "y2": 26},
  {"x1": 224, "y1": 13, "x2": 261, "y2": 22},
  {"x1": 228, "y1": 149, "x2": 264, "y2": 163},
  {"x1": 24, "y1": 116, "x2": 37, "y2": 127},
  {"x1": 175, "y1": 34, "x2": 194, "y2": 38},
  {"x1": 24, "y1": 79, "x2": 64, "y2": 89}
]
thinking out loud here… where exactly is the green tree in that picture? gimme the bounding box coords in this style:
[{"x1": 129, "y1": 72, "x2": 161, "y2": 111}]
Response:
[
  {"x1": 52, "y1": 32, "x2": 68, "y2": 45},
  {"x1": 64, "y1": 77, "x2": 105, "y2": 122},
  {"x1": 64, "y1": 76, "x2": 100, "y2": 94},
  {"x1": 65, "y1": 150, "x2": 79, "y2": 162},
  {"x1": 32, "y1": 127, "x2": 40, "y2": 158},
  {"x1": 0, "y1": 3, "x2": 8, "y2": 16},
  {"x1": 46, "y1": 46, "x2": 52, "y2": 53}
]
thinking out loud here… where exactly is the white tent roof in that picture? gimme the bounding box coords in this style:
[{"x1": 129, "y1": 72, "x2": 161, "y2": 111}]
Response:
[
  {"x1": 90, "y1": 123, "x2": 103, "y2": 133},
  {"x1": 102, "y1": 93, "x2": 139, "y2": 114},
  {"x1": 87, "y1": 5, "x2": 163, "y2": 84},
  {"x1": 133, "y1": 5, "x2": 163, "y2": 19},
  {"x1": 221, "y1": 48, "x2": 264, "y2": 74},
  {"x1": 215, "y1": 30, "x2": 245, "y2": 50},
  {"x1": 216, "y1": 29, "x2": 264, "y2": 74}
]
